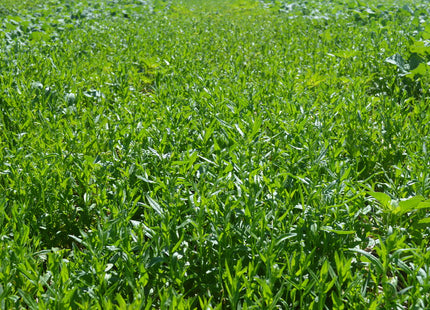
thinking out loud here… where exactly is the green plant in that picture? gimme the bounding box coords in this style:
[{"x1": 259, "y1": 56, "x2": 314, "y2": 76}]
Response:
[{"x1": 1, "y1": 0, "x2": 430, "y2": 308}]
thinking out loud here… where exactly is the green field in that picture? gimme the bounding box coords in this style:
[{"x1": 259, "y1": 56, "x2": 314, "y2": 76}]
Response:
[{"x1": 1, "y1": 0, "x2": 430, "y2": 308}]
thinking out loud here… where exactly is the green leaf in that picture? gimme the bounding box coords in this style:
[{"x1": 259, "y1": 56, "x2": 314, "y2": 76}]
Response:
[
  {"x1": 349, "y1": 248, "x2": 384, "y2": 274},
  {"x1": 386, "y1": 54, "x2": 407, "y2": 72},
  {"x1": 407, "y1": 62, "x2": 427, "y2": 78},
  {"x1": 393, "y1": 195, "x2": 426, "y2": 215},
  {"x1": 29, "y1": 31, "x2": 50, "y2": 42},
  {"x1": 409, "y1": 41, "x2": 430, "y2": 58},
  {"x1": 320, "y1": 260, "x2": 329, "y2": 281},
  {"x1": 146, "y1": 196, "x2": 163, "y2": 215},
  {"x1": 418, "y1": 217, "x2": 430, "y2": 225},
  {"x1": 116, "y1": 294, "x2": 127, "y2": 309},
  {"x1": 321, "y1": 228, "x2": 356, "y2": 235},
  {"x1": 18, "y1": 289, "x2": 38, "y2": 309},
  {"x1": 368, "y1": 191, "x2": 391, "y2": 210},
  {"x1": 416, "y1": 201, "x2": 430, "y2": 209}
]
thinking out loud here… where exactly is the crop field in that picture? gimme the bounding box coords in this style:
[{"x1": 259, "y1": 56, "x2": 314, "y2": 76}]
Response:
[{"x1": 2, "y1": 0, "x2": 430, "y2": 308}]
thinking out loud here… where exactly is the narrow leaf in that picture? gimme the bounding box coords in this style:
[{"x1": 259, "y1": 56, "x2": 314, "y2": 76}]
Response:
[
  {"x1": 146, "y1": 196, "x2": 163, "y2": 215},
  {"x1": 349, "y1": 248, "x2": 383, "y2": 274},
  {"x1": 418, "y1": 217, "x2": 430, "y2": 225}
]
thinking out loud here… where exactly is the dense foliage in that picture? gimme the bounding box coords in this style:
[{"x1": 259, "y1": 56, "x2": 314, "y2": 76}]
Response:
[{"x1": 1, "y1": 0, "x2": 430, "y2": 308}]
